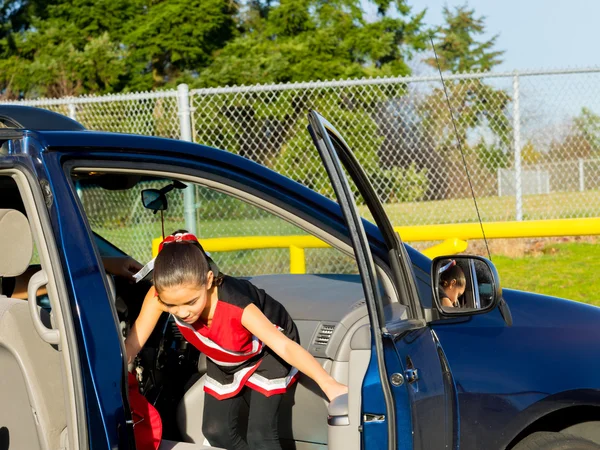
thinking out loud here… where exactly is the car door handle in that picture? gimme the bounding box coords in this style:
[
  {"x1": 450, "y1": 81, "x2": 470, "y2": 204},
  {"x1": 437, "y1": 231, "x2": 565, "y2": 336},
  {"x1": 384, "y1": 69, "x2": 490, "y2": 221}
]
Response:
[
  {"x1": 405, "y1": 368, "x2": 419, "y2": 383},
  {"x1": 327, "y1": 393, "x2": 349, "y2": 426}
]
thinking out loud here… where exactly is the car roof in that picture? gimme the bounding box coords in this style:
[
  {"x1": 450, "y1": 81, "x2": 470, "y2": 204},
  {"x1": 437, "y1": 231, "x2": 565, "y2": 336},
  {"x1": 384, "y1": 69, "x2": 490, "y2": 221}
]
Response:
[{"x1": 0, "y1": 105, "x2": 85, "y2": 131}]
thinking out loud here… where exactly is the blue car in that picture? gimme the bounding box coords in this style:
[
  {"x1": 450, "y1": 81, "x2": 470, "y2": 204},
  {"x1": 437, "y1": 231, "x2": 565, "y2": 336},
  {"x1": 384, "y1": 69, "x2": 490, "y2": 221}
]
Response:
[{"x1": 0, "y1": 105, "x2": 599, "y2": 450}]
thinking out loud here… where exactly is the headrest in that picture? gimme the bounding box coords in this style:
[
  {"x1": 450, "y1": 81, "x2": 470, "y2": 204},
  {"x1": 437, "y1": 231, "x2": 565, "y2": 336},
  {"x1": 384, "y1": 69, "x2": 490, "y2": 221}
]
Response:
[{"x1": 0, "y1": 209, "x2": 33, "y2": 277}]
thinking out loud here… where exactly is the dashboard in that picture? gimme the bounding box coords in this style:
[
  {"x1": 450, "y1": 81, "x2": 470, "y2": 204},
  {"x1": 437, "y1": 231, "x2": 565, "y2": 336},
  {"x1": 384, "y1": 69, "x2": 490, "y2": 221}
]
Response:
[{"x1": 248, "y1": 274, "x2": 407, "y2": 361}]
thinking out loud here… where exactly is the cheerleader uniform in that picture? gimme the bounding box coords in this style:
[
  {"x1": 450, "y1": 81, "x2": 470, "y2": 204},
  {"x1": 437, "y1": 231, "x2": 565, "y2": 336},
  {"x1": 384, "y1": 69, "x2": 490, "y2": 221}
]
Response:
[{"x1": 172, "y1": 275, "x2": 300, "y2": 450}]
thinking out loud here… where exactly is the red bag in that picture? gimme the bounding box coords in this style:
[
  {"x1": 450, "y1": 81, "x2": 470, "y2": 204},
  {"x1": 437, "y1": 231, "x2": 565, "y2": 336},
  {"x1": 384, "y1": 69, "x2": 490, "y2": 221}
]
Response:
[{"x1": 128, "y1": 372, "x2": 163, "y2": 450}]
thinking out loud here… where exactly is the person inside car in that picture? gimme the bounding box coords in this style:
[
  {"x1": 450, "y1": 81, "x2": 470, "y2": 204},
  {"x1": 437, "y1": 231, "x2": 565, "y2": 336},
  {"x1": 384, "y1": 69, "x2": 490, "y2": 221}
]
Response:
[
  {"x1": 125, "y1": 231, "x2": 348, "y2": 450},
  {"x1": 438, "y1": 259, "x2": 466, "y2": 308},
  {"x1": 1, "y1": 255, "x2": 142, "y2": 299}
]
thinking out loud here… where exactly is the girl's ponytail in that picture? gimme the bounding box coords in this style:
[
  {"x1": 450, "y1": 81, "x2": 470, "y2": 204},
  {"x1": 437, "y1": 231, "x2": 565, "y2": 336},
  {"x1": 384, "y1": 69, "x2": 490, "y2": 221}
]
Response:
[{"x1": 438, "y1": 259, "x2": 466, "y2": 288}]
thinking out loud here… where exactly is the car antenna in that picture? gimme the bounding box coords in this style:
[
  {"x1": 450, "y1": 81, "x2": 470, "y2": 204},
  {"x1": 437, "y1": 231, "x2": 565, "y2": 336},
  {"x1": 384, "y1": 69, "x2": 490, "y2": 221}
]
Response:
[{"x1": 429, "y1": 35, "x2": 492, "y2": 261}]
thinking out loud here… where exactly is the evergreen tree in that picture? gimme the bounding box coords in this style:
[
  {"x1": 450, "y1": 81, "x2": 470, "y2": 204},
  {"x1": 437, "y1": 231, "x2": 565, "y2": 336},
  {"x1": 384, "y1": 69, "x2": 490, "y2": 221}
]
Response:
[
  {"x1": 199, "y1": 0, "x2": 428, "y2": 87},
  {"x1": 0, "y1": 0, "x2": 238, "y2": 97},
  {"x1": 425, "y1": 4, "x2": 504, "y2": 73},
  {"x1": 124, "y1": 0, "x2": 238, "y2": 91},
  {"x1": 410, "y1": 5, "x2": 509, "y2": 199},
  {"x1": 188, "y1": 0, "x2": 431, "y2": 203}
]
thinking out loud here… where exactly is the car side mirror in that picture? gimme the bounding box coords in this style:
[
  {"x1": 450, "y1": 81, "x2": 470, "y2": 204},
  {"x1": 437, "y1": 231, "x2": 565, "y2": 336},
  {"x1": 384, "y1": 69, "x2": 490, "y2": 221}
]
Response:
[
  {"x1": 431, "y1": 255, "x2": 504, "y2": 318},
  {"x1": 141, "y1": 189, "x2": 167, "y2": 213}
]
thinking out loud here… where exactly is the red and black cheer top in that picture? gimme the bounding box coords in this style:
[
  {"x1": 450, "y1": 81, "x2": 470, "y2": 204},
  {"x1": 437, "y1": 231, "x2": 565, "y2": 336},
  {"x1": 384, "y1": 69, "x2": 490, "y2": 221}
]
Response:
[{"x1": 173, "y1": 275, "x2": 300, "y2": 400}]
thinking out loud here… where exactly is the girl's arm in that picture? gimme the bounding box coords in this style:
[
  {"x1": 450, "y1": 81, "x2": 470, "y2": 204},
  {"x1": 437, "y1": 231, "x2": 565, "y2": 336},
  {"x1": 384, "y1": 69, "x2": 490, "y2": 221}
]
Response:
[
  {"x1": 125, "y1": 286, "x2": 163, "y2": 365},
  {"x1": 241, "y1": 304, "x2": 348, "y2": 402}
]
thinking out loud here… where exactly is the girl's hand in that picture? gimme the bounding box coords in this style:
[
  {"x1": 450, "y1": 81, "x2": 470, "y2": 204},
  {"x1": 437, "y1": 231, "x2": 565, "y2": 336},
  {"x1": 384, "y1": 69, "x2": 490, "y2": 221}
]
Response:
[
  {"x1": 323, "y1": 380, "x2": 349, "y2": 402},
  {"x1": 103, "y1": 256, "x2": 143, "y2": 282}
]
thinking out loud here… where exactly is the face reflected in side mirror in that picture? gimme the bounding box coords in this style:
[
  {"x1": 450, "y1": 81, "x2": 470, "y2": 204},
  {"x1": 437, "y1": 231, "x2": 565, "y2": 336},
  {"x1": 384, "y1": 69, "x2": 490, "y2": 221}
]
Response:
[{"x1": 431, "y1": 255, "x2": 502, "y2": 316}]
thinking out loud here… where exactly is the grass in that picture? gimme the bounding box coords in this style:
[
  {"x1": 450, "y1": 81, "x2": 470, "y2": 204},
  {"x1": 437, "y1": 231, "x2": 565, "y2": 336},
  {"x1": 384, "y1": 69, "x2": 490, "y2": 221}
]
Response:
[
  {"x1": 360, "y1": 190, "x2": 600, "y2": 225},
  {"x1": 491, "y1": 242, "x2": 600, "y2": 305}
]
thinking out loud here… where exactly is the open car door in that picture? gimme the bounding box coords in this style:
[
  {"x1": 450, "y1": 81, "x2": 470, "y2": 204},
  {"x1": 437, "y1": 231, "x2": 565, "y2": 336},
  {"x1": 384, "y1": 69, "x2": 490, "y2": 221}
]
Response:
[{"x1": 308, "y1": 111, "x2": 454, "y2": 450}]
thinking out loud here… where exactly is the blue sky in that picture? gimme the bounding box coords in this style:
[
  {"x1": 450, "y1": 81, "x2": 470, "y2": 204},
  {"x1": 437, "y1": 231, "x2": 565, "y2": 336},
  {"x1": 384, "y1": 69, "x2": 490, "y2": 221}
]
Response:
[{"x1": 410, "y1": 0, "x2": 599, "y2": 71}]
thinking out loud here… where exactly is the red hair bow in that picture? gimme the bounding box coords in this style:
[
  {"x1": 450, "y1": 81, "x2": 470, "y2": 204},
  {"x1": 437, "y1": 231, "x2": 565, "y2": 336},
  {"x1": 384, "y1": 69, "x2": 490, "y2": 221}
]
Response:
[
  {"x1": 157, "y1": 232, "x2": 199, "y2": 253},
  {"x1": 438, "y1": 259, "x2": 456, "y2": 274}
]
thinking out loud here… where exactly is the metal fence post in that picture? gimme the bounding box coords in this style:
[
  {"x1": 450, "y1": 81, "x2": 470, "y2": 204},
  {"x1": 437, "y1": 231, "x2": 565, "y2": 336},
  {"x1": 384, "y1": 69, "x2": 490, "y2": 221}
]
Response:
[
  {"x1": 177, "y1": 83, "x2": 197, "y2": 235},
  {"x1": 512, "y1": 72, "x2": 523, "y2": 221},
  {"x1": 67, "y1": 102, "x2": 76, "y2": 121}
]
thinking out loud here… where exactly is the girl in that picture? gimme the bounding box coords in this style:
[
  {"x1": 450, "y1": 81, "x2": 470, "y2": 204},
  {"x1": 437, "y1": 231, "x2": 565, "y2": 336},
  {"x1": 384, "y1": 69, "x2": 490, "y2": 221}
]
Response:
[
  {"x1": 438, "y1": 259, "x2": 466, "y2": 308},
  {"x1": 125, "y1": 232, "x2": 348, "y2": 450}
]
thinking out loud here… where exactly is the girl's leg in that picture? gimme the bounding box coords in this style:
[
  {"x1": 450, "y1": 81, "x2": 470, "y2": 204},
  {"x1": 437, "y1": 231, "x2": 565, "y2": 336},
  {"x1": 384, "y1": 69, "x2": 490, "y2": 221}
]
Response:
[
  {"x1": 246, "y1": 390, "x2": 283, "y2": 450},
  {"x1": 202, "y1": 392, "x2": 249, "y2": 450}
]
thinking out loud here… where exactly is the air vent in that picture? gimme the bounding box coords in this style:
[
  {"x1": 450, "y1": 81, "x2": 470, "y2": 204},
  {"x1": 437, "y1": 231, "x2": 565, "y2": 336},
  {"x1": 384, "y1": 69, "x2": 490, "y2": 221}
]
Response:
[{"x1": 314, "y1": 324, "x2": 335, "y2": 346}]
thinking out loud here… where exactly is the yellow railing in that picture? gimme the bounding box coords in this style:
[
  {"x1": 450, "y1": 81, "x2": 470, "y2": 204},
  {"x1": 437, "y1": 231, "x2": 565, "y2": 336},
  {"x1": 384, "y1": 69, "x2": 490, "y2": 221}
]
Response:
[
  {"x1": 395, "y1": 217, "x2": 600, "y2": 241},
  {"x1": 152, "y1": 217, "x2": 600, "y2": 274}
]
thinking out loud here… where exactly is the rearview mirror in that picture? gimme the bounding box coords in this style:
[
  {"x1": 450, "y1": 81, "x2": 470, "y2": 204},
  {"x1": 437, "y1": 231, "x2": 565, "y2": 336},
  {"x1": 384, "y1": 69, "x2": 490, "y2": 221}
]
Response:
[
  {"x1": 431, "y1": 255, "x2": 502, "y2": 316},
  {"x1": 141, "y1": 181, "x2": 187, "y2": 213},
  {"x1": 141, "y1": 189, "x2": 167, "y2": 212}
]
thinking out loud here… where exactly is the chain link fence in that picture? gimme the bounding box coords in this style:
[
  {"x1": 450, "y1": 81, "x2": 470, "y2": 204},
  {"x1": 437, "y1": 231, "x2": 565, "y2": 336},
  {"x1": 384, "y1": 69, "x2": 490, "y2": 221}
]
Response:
[{"x1": 7, "y1": 68, "x2": 600, "y2": 273}]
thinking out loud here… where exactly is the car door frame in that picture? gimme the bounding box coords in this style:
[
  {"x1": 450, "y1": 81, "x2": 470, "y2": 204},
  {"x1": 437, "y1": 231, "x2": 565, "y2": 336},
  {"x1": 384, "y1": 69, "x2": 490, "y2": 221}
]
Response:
[
  {"x1": 41, "y1": 148, "x2": 138, "y2": 449},
  {"x1": 307, "y1": 110, "x2": 432, "y2": 450},
  {"x1": 0, "y1": 143, "x2": 90, "y2": 449}
]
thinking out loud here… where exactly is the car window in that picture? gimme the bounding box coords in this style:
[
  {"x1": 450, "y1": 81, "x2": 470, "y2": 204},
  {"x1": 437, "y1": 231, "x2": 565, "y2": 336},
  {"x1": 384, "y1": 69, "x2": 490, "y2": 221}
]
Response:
[{"x1": 75, "y1": 172, "x2": 357, "y2": 277}]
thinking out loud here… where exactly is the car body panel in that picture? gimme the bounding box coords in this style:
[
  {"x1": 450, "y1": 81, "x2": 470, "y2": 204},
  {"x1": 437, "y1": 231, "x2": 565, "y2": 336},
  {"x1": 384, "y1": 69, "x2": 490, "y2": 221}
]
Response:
[
  {"x1": 392, "y1": 327, "x2": 456, "y2": 449},
  {"x1": 431, "y1": 288, "x2": 600, "y2": 449}
]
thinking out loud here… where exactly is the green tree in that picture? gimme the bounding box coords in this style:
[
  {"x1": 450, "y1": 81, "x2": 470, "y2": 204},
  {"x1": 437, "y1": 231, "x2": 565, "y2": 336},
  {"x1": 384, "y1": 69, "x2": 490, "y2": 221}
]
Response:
[
  {"x1": 124, "y1": 0, "x2": 238, "y2": 91},
  {"x1": 573, "y1": 107, "x2": 600, "y2": 155},
  {"x1": 272, "y1": 104, "x2": 428, "y2": 202},
  {"x1": 199, "y1": 0, "x2": 428, "y2": 87},
  {"x1": 549, "y1": 108, "x2": 600, "y2": 161},
  {"x1": 11, "y1": 28, "x2": 127, "y2": 98},
  {"x1": 521, "y1": 140, "x2": 542, "y2": 164},
  {"x1": 0, "y1": 0, "x2": 136, "y2": 97},
  {"x1": 0, "y1": 0, "x2": 57, "y2": 97},
  {"x1": 0, "y1": 0, "x2": 238, "y2": 96},
  {"x1": 424, "y1": 4, "x2": 504, "y2": 73},
  {"x1": 190, "y1": 0, "x2": 430, "y2": 200},
  {"x1": 0, "y1": 0, "x2": 53, "y2": 36},
  {"x1": 414, "y1": 5, "x2": 508, "y2": 199}
]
